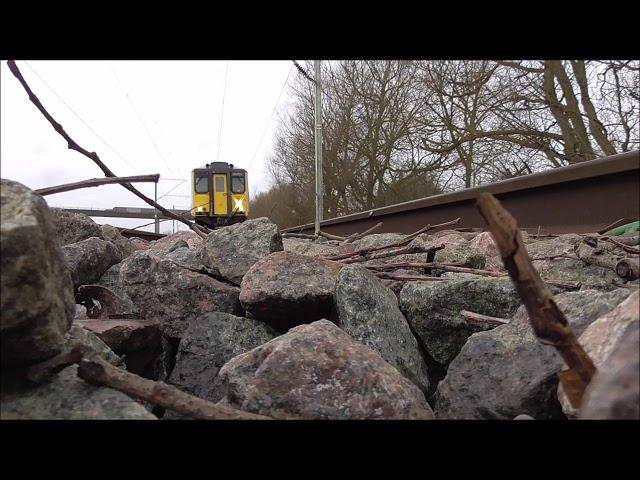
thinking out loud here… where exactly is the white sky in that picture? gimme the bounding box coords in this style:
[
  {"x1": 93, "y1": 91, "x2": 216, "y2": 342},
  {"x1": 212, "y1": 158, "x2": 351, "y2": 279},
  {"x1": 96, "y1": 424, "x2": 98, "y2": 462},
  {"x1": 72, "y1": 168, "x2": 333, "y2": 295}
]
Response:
[{"x1": 0, "y1": 60, "x2": 295, "y2": 233}]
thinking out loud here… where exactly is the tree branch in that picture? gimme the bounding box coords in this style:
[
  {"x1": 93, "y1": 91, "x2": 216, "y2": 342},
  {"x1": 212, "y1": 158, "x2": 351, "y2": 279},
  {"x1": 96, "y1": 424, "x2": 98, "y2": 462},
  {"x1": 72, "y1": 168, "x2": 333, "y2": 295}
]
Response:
[
  {"x1": 476, "y1": 192, "x2": 596, "y2": 408},
  {"x1": 460, "y1": 310, "x2": 509, "y2": 328},
  {"x1": 6, "y1": 60, "x2": 209, "y2": 239}
]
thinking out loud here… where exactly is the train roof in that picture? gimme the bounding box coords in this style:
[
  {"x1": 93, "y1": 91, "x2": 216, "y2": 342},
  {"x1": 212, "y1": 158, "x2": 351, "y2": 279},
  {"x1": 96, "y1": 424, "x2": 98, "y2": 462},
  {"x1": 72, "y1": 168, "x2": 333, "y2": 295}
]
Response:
[{"x1": 192, "y1": 162, "x2": 247, "y2": 173}]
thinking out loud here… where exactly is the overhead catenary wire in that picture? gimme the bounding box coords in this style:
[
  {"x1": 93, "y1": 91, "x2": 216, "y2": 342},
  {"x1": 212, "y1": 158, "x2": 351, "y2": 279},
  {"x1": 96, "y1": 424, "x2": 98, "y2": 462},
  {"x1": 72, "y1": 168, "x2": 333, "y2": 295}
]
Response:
[
  {"x1": 22, "y1": 61, "x2": 143, "y2": 175},
  {"x1": 106, "y1": 62, "x2": 179, "y2": 178},
  {"x1": 247, "y1": 63, "x2": 295, "y2": 173}
]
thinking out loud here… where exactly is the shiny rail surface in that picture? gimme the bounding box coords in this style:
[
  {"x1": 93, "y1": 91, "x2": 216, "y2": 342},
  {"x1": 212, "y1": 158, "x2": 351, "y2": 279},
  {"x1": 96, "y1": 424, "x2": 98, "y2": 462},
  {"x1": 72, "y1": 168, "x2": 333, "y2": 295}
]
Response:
[{"x1": 282, "y1": 150, "x2": 640, "y2": 236}]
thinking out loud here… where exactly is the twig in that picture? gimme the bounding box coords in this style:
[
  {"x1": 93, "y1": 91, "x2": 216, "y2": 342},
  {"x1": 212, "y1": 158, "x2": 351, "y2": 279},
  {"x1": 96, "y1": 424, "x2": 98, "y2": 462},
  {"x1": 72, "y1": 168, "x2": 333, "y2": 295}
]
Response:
[
  {"x1": 530, "y1": 254, "x2": 581, "y2": 261},
  {"x1": 460, "y1": 310, "x2": 509, "y2": 328},
  {"x1": 343, "y1": 244, "x2": 445, "y2": 264},
  {"x1": 616, "y1": 257, "x2": 640, "y2": 281},
  {"x1": 612, "y1": 280, "x2": 640, "y2": 290},
  {"x1": 542, "y1": 279, "x2": 582, "y2": 290},
  {"x1": 365, "y1": 262, "x2": 506, "y2": 277},
  {"x1": 6, "y1": 60, "x2": 210, "y2": 240},
  {"x1": 35, "y1": 174, "x2": 160, "y2": 196},
  {"x1": 602, "y1": 237, "x2": 640, "y2": 254},
  {"x1": 341, "y1": 222, "x2": 384, "y2": 244},
  {"x1": 282, "y1": 233, "x2": 319, "y2": 240},
  {"x1": 375, "y1": 272, "x2": 447, "y2": 282},
  {"x1": 77, "y1": 355, "x2": 270, "y2": 420},
  {"x1": 476, "y1": 192, "x2": 596, "y2": 408},
  {"x1": 317, "y1": 230, "x2": 346, "y2": 241},
  {"x1": 26, "y1": 345, "x2": 85, "y2": 384},
  {"x1": 574, "y1": 239, "x2": 623, "y2": 270},
  {"x1": 325, "y1": 218, "x2": 460, "y2": 262}
]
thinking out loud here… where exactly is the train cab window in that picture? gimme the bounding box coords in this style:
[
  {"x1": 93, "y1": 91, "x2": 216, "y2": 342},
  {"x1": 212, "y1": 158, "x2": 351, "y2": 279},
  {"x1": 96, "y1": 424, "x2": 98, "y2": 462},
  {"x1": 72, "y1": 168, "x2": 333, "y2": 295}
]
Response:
[
  {"x1": 195, "y1": 176, "x2": 208, "y2": 193},
  {"x1": 215, "y1": 176, "x2": 226, "y2": 192},
  {"x1": 231, "y1": 173, "x2": 245, "y2": 193}
]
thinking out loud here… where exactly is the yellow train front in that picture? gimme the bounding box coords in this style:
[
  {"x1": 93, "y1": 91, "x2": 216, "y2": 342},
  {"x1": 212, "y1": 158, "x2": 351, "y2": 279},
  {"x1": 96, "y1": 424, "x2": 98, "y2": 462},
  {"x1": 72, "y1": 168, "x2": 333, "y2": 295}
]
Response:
[{"x1": 192, "y1": 162, "x2": 249, "y2": 228}]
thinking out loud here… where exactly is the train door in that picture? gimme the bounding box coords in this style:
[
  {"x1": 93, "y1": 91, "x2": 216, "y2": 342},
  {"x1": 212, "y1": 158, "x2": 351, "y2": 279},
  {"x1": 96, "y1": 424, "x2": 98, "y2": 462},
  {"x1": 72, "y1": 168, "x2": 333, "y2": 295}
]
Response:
[{"x1": 212, "y1": 174, "x2": 228, "y2": 215}]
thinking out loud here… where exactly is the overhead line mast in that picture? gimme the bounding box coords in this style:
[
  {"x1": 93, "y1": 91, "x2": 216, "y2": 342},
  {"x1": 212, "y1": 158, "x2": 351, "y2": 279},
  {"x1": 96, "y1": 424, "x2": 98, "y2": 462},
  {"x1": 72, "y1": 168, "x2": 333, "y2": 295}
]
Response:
[{"x1": 314, "y1": 60, "x2": 323, "y2": 236}]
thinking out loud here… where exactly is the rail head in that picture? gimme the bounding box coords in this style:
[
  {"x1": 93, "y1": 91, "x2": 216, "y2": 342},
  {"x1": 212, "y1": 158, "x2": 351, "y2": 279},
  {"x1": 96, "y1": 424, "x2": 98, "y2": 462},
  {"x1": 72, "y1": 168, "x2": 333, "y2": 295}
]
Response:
[{"x1": 282, "y1": 150, "x2": 640, "y2": 233}]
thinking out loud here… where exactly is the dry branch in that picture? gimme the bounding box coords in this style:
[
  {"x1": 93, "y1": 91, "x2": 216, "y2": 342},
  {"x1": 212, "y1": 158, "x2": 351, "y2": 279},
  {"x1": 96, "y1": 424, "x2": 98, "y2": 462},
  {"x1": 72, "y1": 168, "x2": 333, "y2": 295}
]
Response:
[
  {"x1": 341, "y1": 222, "x2": 384, "y2": 244},
  {"x1": 460, "y1": 310, "x2": 509, "y2": 328},
  {"x1": 324, "y1": 218, "x2": 460, "y2": 262},
  {"x1": 476, "y1": 192, "x2": 596, "y2": 408},
  {"x1": 77, "y1": 355, "x2": 270, "y2": 420},
  {"x1": 282, "y1": 232, "x2": 318, "y2": 240},
  {"x1": 365, "y1": 262, "x2": 506, "y2": 277},
  {"x1": 616, "y1": 257, "x2": 640, "y2": 280},
  {"x1": 6, "y1": 60, "x2": 210, "y2": 239},
  {"x1": 375, "y1": 272, "x2": 447, "y2": 282},
  {"x1": 35, "y1": 174, "x2": 160, "y2": 196},
  {"x1": 343, "y1": 244, "x2": 445, "y2": 264},
  {"x1": 602, "y1": 236, "x2": 640, "y2": 254},
  {"x1": 542, "y1": 279, "x2": 582, "y2": 290},
  {"x1": 317, "y1": 230, "x2": 346, "y2": 241}
]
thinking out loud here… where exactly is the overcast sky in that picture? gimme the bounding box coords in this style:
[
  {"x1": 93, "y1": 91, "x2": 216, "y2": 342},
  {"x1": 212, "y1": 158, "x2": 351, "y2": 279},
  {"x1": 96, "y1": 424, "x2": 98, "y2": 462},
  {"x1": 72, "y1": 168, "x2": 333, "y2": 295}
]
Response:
[{"x1": 0, "y1": 60, "x2": 295, "y2": 232}]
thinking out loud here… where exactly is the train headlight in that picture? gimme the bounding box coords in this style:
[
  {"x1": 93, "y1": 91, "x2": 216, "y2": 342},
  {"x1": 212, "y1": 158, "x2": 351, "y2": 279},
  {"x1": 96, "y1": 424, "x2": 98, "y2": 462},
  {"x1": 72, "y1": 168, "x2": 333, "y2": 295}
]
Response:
[
  {"x1": 197, "y1": 207, "x2": 204, "y2": 212},
  {"x1": 234, "y1": 199, "x2": 244, "y2": 212}
]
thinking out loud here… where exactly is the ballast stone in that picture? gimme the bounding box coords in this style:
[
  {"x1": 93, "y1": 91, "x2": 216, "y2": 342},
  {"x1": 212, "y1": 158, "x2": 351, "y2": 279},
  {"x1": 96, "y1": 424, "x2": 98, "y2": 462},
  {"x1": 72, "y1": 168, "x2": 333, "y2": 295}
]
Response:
[
  {"x1": 62, "y1": 237, "x2": 122, "y2": 288},
  {"x1": 100, "y1": 224, "x2": 136, "y2": 259},
  {"x1": 579, "y1": 325, "x2": 639, "y2": 420},
  {"x1": 0, "y1": 179, "x2": 75, "y2": 364},
  {"x1": 218, "y1": 320, "x2": 434, "y2": 420},
  {"x1": 400, "y1": 278, "x2": 520, "y2": 368},
  {"x1": 333, "y1": 264, "x2": 430, "y2": 394},
  {"x1": 200, "y1": 217, "x2": 283, "y2": 285},
  {"x1": 239, "y1": 251, "x2": 343, "y2": 331},
  {"x1": 119, "y1": 249, "x2": 242, "y2": 339},
  {"x1": 558, "y1": 290, "x2": 639, "y2": 418},
  {"x1": 0, "y1": 365, "x2": 156, "y2": 420},
  {"x1": 50, "y1": 207, "x2": 103, "y2": 246},
  {"x1": 165, "y1": 312, "x2": 278, "y2": 419},
  {"x1": 434, "y1": 288, "x2": 631, "y2": 420}
]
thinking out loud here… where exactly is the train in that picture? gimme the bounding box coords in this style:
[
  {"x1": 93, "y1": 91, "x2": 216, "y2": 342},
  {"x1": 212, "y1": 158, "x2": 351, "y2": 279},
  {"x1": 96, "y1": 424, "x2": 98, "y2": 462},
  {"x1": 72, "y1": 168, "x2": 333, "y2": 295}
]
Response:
[{"x1": 191, "y1": 162, "x2": 249, "y2": 228}]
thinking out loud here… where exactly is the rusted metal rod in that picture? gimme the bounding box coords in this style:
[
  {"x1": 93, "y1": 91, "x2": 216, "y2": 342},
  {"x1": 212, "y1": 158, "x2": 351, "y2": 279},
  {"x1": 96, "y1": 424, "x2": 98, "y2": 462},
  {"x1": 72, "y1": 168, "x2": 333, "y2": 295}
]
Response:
[
  {"x1": 77, "y1": 355, "x2": 271, "y2": 420},
  {"x1": 36, "y1": 174, "x2": 160, "y2": 196}
]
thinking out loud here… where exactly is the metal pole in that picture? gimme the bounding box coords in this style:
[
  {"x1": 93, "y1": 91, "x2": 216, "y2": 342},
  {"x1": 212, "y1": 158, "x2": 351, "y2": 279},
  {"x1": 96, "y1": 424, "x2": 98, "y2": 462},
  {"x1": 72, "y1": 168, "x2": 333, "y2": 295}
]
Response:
[
  {"x1": 314, "y1": 60, "x2": 323, "y2": 236},
  {"x1": 154, "y1": 182, "x2": 159, "y2": 234}
]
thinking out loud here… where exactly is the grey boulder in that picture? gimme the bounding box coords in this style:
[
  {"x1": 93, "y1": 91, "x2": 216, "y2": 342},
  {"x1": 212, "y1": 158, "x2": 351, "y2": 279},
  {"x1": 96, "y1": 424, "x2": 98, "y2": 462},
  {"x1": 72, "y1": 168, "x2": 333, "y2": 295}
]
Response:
[
  {"x1": 62, "y1": 237, "x2": 121, "y2": 288},
  {"x1": 165, "y1": 312, "x2": 278, "y2": 418},
  {"x1": 100, "y1": 224, "x2": 135, "y2": 259},
  {"x1": 200, "y1": 217, "x2": 283, "y2": 285},
  {"x1": 66, "y1": 323, "x2": 123, "y2": 366},
  {"x1": 50, "y1": 208, "x2": 103, "y2": 246},
  {"x1": 119, "y1": 250, "x2": 242, "y2": 339},
  {"x1": 218, "y1": 320, "x2": 434, "y2": 419},
  {"x1": 579, "y1": 325, "x2": 639, "y2": 420},
  {"x1": 0, "y1": 365, "x2": 155, "y2": 420},
  {"x1": 333, "y1": 264, "x2": 430, "y2": 394},
  {"x1": 239, "y1": 251, "x2": 343, "y2": 331},
  {"x1": 559, "y1": 291, "x2": 639, "y2": 418},
  {"x1": 434, "y1": 289, "x2": 631, "y2": 419},
  {"x1": 399, "y1": 278, "x2": 521, "y2": 368},
  {"x1": 1, "y1": 179, "x2": 75, "y2": 364}
]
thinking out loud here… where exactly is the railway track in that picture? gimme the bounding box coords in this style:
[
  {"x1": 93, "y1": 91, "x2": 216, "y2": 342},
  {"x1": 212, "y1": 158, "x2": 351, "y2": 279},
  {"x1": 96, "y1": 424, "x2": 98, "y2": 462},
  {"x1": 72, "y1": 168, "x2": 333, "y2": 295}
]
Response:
[{"x1": 282, "y1": 150, "x2": 640, "y2": 237}]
